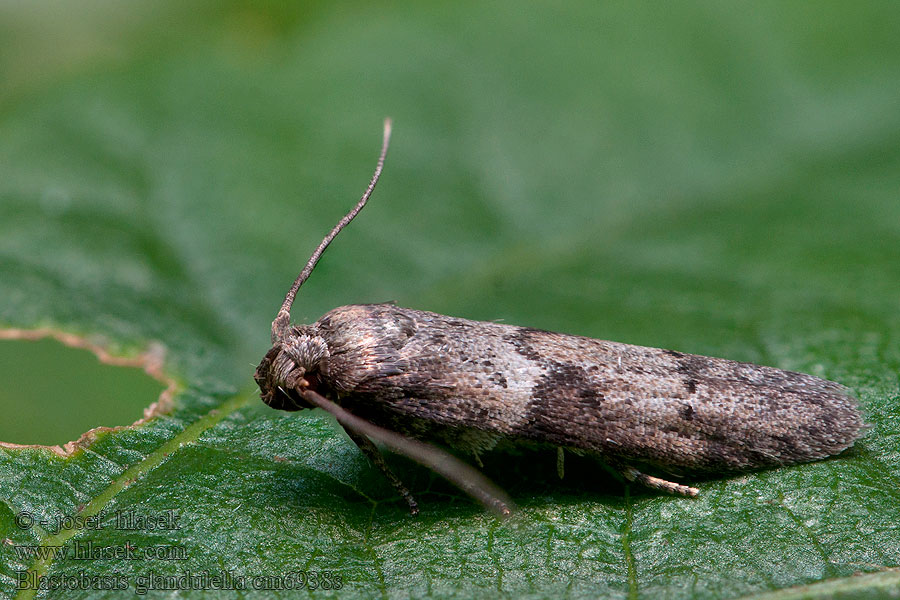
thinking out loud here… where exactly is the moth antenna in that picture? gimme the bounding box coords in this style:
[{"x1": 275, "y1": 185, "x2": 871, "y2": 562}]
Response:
[
  {"x1": 300, "y1": 388, "x2": 515, "y2": 517},
  {"x1": 272, "y1": 118, "x2": 393, "y2": 342}
]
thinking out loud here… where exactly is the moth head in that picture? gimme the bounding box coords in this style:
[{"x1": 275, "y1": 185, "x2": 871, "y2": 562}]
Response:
[{"x1": 255, "y1": 327, "x2": 330, "y2": 411}]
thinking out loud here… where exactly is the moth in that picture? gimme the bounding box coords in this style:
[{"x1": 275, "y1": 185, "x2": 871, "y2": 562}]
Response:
[{"x1": 254, "y1": 119, "x2": 863, "y2": 516}]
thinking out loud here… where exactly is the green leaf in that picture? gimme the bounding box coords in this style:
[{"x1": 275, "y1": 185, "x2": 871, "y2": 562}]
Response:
[{"x1": 1, "y1": 1, "x2": 899, "y2": 598}]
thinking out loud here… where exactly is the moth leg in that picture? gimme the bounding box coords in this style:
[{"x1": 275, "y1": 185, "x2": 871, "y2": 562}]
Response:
[
  {"x1": 556, "y1": 447, "x2": 565, "y2": 480},
  {"x1": 622, "y1": 466, "x2": 699, "y2": 498},
  {"x1": 342, "y1": 426, "x2": 420, "y2": 515}
]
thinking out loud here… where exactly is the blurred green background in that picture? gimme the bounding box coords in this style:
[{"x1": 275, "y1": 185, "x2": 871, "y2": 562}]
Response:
[{"x1": 1, "y1": 2, "x2": 899, "y2": 599}]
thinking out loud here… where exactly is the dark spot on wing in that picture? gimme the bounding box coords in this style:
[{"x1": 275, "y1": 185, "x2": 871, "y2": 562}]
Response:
[
  {"x1": 515, "y1": 361, "x2": 605, "y2": 447},
  {"x1": 685, "y1": 378, "x2": 698, "y2": 395},
  {"x1": 505, "y1": 328, "x2": 546, "y2": 362},
  {"x1": 489, "y1": 371, "x2": 508, "y2": 389}
]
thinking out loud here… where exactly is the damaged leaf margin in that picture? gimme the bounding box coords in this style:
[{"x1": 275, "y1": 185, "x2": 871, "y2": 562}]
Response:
[{"x1": 0, "y1": 328, "x2": 178, "y2": 458}]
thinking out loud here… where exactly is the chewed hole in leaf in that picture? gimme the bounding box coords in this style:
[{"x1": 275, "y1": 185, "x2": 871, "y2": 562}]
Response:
[{"x1": 0, "y1": 332, "x2": 173, "y2": 452}]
